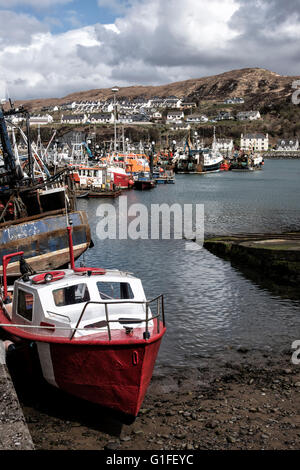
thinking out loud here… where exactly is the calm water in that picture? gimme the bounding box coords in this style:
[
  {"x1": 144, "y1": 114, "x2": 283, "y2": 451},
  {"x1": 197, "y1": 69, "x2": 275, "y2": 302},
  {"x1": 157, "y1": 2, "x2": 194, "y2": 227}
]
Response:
[{"x1": 77, "y1": 160, "x2": 300, "y2": 367}]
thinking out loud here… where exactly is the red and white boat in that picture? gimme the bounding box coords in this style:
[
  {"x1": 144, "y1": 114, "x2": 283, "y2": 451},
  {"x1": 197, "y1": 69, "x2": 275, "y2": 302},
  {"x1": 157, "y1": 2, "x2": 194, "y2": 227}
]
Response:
[
  {"x1": 0, "y1": 227, "x2": 166, "y2": 417},
  {"x1": 107, "y1": 165, "x2": 134, "y2": 189},
  {"x1": 70, "y1": 163, "x2": 134, "y2": 190}
]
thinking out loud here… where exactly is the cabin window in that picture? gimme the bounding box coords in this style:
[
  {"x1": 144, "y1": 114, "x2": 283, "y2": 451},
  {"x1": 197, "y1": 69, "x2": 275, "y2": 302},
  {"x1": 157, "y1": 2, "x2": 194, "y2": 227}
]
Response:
[
  {"x1": 17, "y1": 289, "x2": 34, "y2": 321},
  {"x1": 97, "y1": 282, "x2": 134, "y2": 300},
  {"x1": 53, "y1": 283, "x2": 90, "y2": 307}
]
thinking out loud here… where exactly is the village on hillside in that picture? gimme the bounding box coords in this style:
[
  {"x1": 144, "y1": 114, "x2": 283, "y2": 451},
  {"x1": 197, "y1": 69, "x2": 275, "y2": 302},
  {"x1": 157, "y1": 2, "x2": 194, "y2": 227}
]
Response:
[{"x1": 9, "y1": 92, "x2": 300, "y2": 154}]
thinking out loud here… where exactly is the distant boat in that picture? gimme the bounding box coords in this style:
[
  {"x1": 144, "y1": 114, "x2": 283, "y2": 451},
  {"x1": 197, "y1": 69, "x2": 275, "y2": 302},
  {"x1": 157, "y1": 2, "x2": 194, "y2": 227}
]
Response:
[
  {"x1": 201, "y1": 127, "x2": 224, "y2": 173},
  {"x1": 220, "y1": 161, "x2": 231, "y2": 171},
  {"x1": 201, "y1": 149, "x2": 224, "y2": 173},
  {"x1": 152, "y1": 168, "x2": 175, "y2": 184},
  {"x1": 230, "y1": 153, "x2": 264, "y2": 171},
  {"x1": 134, "y1": 172, "x2": 156, "y2": 190}
]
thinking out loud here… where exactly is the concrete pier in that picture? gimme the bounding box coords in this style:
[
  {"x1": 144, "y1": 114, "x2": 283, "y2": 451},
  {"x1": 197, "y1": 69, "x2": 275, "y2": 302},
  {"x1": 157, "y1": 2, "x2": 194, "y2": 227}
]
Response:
[
  {"x1": 0, "y1": 341, "x2": 35, "y2": 450},
  {"x1": 204, "y1": 232, "x2": 300, "y2": 285}
]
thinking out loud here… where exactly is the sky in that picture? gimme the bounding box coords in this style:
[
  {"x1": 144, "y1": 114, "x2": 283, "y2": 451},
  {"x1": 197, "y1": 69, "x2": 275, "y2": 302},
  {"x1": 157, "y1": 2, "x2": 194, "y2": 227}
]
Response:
[{"x1": 0, "y1": 0, "x2": 300, "y2": 100}]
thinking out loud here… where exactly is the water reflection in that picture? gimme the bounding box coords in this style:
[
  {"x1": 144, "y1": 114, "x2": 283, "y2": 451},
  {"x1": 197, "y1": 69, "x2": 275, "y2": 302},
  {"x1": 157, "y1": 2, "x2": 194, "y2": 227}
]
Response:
[{"x1": 77, "y1": 160, "x2": 300, "y2": 367}]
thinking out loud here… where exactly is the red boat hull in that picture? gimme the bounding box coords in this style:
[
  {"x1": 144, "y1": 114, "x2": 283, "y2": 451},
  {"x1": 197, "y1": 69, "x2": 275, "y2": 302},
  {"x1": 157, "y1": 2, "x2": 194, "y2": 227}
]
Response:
[
  {"x1": 48, "y1": 337, "x2": 162, "y2": 416},
  {"x1": 112, "y1": 172, "x2": 134, "y2": 189},
  {"x1": 0, "y1": 308, "x2": 165, "y2": 417}
]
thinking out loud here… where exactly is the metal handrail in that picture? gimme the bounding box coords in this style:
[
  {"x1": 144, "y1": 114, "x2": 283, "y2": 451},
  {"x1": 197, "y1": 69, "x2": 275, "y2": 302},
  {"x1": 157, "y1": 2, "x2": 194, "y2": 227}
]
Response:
[{"x1": 70, "y1": 295, "x2": 165, "y2": 341}]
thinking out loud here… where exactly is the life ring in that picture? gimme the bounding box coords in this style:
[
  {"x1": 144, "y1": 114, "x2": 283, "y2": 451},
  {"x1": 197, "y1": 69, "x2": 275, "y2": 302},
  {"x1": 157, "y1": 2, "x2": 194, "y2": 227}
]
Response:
[{"x1": 32, "y1": 271, "x2": 65, "y2": 284}]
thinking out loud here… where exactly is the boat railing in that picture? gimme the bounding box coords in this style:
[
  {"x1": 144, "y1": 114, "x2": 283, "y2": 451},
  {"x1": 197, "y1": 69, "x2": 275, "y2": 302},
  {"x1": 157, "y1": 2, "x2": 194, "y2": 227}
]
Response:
[{"x1": 70, "y1": 294, "x2": 165, "y2": 341}]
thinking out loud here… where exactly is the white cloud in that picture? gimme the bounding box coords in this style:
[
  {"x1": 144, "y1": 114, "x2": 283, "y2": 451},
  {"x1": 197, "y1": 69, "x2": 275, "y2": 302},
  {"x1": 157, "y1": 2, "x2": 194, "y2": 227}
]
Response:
[
  {"x1": 1, "y1": 0, "x2": 300, "y2": 100},
  {"x1": 0, "y1": 10, "x2": 48, "y2": 46},
  {"x1": 0, "y1": 79, "x2": 7, "y2": 100}
]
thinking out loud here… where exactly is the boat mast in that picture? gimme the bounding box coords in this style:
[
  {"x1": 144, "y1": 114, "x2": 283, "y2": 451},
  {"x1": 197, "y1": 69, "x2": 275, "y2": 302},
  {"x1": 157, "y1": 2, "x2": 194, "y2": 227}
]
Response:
[{"x1": 0, "y1": 103, "x2": 24, "y2": 183}]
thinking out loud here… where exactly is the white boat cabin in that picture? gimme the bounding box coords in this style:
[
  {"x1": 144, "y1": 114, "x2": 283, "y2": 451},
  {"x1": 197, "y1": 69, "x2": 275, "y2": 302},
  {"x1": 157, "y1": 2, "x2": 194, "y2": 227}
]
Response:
[
  {"x1": 73, "y1": 166, "x2": 112, "y2": 189},
  {"x1": 10, "y1": 269, "x2": 153, "y2": 339}
]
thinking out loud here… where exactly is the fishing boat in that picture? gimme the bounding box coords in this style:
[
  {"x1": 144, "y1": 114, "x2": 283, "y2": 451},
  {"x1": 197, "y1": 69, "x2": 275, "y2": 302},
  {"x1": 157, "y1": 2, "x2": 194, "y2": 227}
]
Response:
[
  {"x1": 107, "y1": 165, "x2": 134, "y2": 189},
  {"x1": 230, "y1": 152, "x2": 264, "y2": 171},
  {"x1": 201, "y1": 149, "x2": 223, "y2": 173},
  {"x1": 0, "y1": 103, "x2": 91, "y2": 276},
  {"x1": 201, "y1": 128, "x2": 224, "y2": 173},
  {"x1": 0, "y1": 226, "x2": 166, "y2": 418},
  {"x1": 152, "y1": 168, "x2": 175, "y2": 184},
  {"x1": 133, "y1": 172, "x2": 156, "y2": 190},
  {"x1": 173, "y1": 151, "x2": 203, "y2": 174},
  {"x1": 104, "y1": 153, "x2": 149, "y2": 186},
  {"x1": 70, "y1": 163, "x2": 125, "y2": 196},
  {"x1": 220, "y1": 160, "x2": 231, "y2": 171}
]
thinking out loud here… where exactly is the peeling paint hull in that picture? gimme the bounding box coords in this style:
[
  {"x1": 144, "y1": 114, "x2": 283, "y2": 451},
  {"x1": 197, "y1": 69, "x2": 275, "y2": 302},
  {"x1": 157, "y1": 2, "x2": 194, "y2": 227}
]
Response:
[{"x1": 0, "y1": 210, "x2": 91, "y2": 276}]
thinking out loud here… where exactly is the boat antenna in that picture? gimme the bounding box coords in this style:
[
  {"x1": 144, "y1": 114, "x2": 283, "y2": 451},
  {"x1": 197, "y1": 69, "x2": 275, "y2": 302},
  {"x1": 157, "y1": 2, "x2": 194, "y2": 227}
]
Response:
[
  {"x1": 25, "y1": 110, "x2": 34, "y2": 182},
  {"x1": 67, "y1": 221, "x2": 76, "y2": 271}
]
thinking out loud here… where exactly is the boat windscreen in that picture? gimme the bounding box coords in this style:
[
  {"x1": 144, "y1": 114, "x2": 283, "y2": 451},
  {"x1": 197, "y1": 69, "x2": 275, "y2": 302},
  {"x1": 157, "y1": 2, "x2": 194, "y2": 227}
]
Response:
[
  {"x1": 53, "y1": 283, "x2": 90, "y2": 307},
  {"x1": 97, "y1": 281, "x2": 134, "y2": 300}
]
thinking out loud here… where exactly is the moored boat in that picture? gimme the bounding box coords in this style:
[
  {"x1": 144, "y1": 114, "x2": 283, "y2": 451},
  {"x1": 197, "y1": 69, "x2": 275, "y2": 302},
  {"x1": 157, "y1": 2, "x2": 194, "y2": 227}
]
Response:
[
  {"x1": 220, "y1": 160, "x2": 231, "y2": 171},
  {"x1": 230, "y1": 152, "x2": 264, "y2": 171},
  {"x1": 0, "y1": 104, "x2": 91, "y2": 276},
  {"x1": 0, "y1": 209, "x2": 90, "y2": 276},
  {"x1": 133, "y1": 172, "x2": 156, "y2": 190},
  {"x1": 153, "y1": 168, "x2": 175, "y2": 184}
]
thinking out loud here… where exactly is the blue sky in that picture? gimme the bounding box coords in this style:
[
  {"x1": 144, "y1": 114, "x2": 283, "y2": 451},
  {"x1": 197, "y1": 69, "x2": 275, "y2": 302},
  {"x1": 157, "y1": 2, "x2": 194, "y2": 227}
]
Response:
[
  {"x1": 0, "y1": 0, "x2": 299, "y2": 100},
  {"x1": 3, "y1": 0, "x2": 122, "y2": 32}
]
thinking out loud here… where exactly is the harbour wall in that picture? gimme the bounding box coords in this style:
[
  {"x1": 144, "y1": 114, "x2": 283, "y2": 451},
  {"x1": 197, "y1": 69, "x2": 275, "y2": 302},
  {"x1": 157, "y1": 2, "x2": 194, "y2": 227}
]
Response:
[
  {"x1": 0, "y1": 341, "x2": 35, "y2": 450},
  {"x1": 204, "y1": 233, "x2": 300, "y2": 286},
  {"x1": 264, "y1": 151, "x2": 300, "y2": 159}
]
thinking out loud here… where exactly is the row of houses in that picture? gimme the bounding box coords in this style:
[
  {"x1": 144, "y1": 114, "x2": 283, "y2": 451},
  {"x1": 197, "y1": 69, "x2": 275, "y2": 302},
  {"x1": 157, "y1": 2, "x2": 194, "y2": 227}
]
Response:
[
  {"x1": 60, "y1": 108, "x2": 262, "y2": 126},
  {"x1": 61, "y1": 112, "x2": 151, "y2": 125},
  {"x1": 11, "y1": 114, "x2": 54, "y2": 126},
  {"x1": 189, "y1": 134, "x2": 298, "y2": 153},
  {"x1": 166, "y1": 110, "x2": 261, "y2": 124},
  {"x1": 44, "y1": 95, "x2": 246, "y2": 115},
  {"x1": 43, "y1": 96, "x2": 197, "y2": 114},
  {"x1": 240, "y1": 135, "x2": 299, "y2": 152}
]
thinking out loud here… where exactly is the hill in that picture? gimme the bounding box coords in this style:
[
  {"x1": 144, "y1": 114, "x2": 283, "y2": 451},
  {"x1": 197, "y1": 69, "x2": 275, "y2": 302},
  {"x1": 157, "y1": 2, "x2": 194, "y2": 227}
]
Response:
[{"x1": 14, "y1": 68, "x2": 299, "y2": 112}]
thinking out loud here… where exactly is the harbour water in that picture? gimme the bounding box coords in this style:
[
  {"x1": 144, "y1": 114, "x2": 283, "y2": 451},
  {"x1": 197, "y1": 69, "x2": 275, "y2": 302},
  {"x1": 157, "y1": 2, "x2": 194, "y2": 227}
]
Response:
[{"x1": 76, "y1": 160, "x2": 300, "y2": 368}]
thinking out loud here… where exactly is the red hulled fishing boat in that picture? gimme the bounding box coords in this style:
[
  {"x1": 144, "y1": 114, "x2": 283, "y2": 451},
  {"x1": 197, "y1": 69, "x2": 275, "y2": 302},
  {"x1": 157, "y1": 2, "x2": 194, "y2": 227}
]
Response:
[{"x1": 0, "y1": 226, "x2": 166, "y2": 417}]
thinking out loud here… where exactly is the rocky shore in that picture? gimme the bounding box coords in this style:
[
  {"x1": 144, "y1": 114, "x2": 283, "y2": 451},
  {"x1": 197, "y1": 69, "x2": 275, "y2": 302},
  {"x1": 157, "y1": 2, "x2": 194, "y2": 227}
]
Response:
[{"x1": 9, "y1": 349, "x2": 300, "y2": 451}]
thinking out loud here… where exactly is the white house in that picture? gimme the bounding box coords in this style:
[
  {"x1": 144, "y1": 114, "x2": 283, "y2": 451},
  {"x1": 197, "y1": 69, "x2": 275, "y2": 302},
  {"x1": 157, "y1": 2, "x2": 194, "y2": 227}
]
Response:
[
  {"x1": 237, "y1": 111, "x2": 261, "y2": 121},
  {"x1": 276, "y1": 139, "x2": 299, "y2": 151},
  {"x1": 118, "y1": 114, "x2": 133, "y2": 124},
  {"x1": 186, "y1": 114, "x2": 208, "y2": 123},
  {"x1": 215, "y1": 138, "x2": 234, "y2": 153},
  {"x1": 61, "y1": 114, "x2": 88, "y2": 124},
  {"x1": 181, "y1": 102, "x2": 197, "y2": 109},
  {"x1": 166, "y1": 110, "x2": 184, "y2": 123},
  {"x1": 149, "y1": 98, "x2": 166, "y2": 108},
  {"x1": 240, "y1": 133, "x2": 269, "y2": 151},
  {"x1": 169, "y1": 122, "x2": 191, "y2": 131},
  {"x1": 89, "y1": 113, "x2": 113, "y2": 124},
  {"x1": 29, "y1": 114, "x2": 54, "y2": 126},
  {"x1": 224, "y1": 97, "x2": 245, "y2": 104},
  {"x1": 164, "y1": 98, "x2": 182, "y2": 108}
]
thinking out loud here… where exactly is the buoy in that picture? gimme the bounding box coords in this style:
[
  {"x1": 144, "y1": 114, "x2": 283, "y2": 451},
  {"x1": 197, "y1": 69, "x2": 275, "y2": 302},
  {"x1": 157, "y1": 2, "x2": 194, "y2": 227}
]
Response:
[{"x1": 32, "y1": 271, "x2": 65, "y2": 284}]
